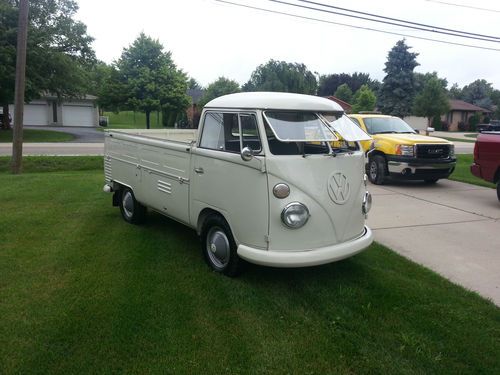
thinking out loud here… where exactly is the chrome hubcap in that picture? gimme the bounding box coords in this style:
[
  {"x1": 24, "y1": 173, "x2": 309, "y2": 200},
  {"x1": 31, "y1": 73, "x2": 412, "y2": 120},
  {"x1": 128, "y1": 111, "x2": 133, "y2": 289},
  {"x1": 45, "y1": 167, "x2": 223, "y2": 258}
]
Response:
[
  {"x1": 122, "y1": 191, "x2": 134, "y2": 218},
  {"x1": 206, "y1": 227, "x2": 230, "y2": 269}
]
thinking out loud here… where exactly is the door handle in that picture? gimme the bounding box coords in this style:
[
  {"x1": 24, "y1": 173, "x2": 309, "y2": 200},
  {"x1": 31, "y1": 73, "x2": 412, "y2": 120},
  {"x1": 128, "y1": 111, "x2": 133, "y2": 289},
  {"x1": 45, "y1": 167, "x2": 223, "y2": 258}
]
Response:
[{"x1": 194, "y1": 167, "x2": 204, "y2": 174}]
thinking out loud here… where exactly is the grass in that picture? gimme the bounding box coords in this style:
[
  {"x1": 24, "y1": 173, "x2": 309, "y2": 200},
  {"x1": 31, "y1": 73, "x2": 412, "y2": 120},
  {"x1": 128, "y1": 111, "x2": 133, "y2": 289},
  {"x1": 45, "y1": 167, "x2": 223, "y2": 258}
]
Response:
[
  {"x1": 103, "y1": 111, "x2": 164, "y2": 129},
  {"x1": 464, "y1": 133, "x2": 478, "y2": 138},
  {"x1": 439, "y1": 136, "x2": 477, "y2": 143},
  {"x1": 1, "y1": 157, "x2": 499, "y2": 374},
  {"x1": 0, "y1": 128, "x2": 74, "y2": 143},
  {"x1": 449, "y1": 154, "x2": 496, "y2": 188}
]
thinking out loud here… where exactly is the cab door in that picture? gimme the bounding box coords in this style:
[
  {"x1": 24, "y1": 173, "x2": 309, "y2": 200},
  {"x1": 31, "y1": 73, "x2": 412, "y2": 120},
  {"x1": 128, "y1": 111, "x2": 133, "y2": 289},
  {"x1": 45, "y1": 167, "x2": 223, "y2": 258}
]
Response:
[{"x1": 190, "y1": 111, "x2": 269, "y2": 249}]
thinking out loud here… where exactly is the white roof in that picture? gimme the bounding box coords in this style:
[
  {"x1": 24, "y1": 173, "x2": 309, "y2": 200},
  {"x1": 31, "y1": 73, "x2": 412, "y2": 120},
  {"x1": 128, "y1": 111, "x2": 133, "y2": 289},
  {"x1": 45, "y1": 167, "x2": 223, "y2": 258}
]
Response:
[{"x1": 205, "y1": 92, "x2": 343, "y2": 112}]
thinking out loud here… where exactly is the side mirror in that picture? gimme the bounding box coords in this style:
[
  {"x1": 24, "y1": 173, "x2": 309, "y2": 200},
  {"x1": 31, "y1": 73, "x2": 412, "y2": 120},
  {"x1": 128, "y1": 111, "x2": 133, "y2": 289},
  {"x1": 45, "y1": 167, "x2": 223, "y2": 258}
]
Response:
[
  {"x1": 414, "y1": 128, "x2": 420, "y2": 134},
  {"x1": 241, "y1": 146, "x2": 254, "y2": 161}
]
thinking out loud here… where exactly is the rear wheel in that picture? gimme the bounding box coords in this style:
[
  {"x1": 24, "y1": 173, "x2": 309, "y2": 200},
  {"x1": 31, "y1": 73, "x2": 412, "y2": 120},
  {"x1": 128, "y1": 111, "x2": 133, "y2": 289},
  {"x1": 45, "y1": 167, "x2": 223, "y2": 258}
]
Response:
[
  {"x1": 200, "y1": 215, "x2": 242, "y2": 277},
  {"x1": 368, "y1": 155, "x2": 387, "y2": 185},
  {"x1": 497, "y1": 182, "x2": 500, "y2": 201},
  {"x1": 119, "y1": 187, "x2": 147, "y2": 224}
]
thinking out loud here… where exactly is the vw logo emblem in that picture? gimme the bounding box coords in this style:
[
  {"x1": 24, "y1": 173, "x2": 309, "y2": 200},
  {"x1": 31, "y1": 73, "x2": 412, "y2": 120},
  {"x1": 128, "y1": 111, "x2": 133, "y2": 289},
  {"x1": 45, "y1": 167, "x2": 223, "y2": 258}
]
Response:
[{"x1": 328, "y1": 172, "x2": 350, "y2": 204}]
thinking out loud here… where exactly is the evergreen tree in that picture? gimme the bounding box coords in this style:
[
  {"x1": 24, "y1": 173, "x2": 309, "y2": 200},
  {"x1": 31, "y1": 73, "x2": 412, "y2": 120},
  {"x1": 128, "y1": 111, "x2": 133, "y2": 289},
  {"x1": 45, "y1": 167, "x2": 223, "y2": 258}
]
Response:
[{"x1": 378, "y1": 40, "x2": 419, "y2": 118}]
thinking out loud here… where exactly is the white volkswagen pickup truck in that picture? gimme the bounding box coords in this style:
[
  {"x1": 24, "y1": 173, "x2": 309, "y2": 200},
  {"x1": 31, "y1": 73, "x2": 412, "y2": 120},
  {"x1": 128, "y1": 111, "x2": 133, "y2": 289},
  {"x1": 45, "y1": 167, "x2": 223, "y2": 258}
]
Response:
[{"x1": 103, "y1": 92, "x2": 373, "y2": 276}]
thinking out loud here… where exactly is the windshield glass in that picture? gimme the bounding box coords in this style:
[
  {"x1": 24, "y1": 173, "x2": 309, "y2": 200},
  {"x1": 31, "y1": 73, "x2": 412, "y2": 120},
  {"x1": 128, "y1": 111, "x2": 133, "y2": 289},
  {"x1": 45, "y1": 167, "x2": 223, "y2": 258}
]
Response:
[
  {"x1": 264, "y1": 111, "x2": 338, "y2": 142},
  {"x1": 363, "y1": 117, "x2": 416, "y2": 134},
  {"x1": 322, "y1": 114, "x2": 371, "y2": 141}
]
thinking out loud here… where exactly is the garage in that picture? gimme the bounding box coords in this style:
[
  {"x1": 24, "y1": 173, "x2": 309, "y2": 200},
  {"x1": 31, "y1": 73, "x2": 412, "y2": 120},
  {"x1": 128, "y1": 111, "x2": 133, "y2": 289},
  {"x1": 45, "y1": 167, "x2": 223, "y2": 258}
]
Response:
[
  {"x1": 23, "y1": 104, "x2": 49, "y2": 126},
  {"x1": 62, "y1": 104, "x2": 96, "y2": 127}
]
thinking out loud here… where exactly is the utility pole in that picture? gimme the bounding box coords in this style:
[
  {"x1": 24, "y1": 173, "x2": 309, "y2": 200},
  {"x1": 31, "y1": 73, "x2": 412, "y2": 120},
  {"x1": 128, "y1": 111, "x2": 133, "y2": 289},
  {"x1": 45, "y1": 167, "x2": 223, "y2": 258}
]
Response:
[{"x1": 11, "y1": 0, "x2": 29, "y2": 174}]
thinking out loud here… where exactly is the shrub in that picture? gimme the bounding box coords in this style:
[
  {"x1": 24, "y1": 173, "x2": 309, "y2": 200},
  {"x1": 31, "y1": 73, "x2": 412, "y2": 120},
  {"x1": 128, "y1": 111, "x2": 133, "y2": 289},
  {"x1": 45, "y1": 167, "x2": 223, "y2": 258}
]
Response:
[{"x1": 458, "y1": 121, "x2": 468, "y2": 131}]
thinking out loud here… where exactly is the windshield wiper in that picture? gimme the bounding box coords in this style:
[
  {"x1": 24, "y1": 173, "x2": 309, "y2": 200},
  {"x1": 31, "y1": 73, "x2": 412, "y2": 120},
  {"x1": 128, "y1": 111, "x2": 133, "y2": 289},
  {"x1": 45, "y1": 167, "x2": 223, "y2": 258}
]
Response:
[{"x1": 373, "y1": 131, "x2": 397, "y2": 134}]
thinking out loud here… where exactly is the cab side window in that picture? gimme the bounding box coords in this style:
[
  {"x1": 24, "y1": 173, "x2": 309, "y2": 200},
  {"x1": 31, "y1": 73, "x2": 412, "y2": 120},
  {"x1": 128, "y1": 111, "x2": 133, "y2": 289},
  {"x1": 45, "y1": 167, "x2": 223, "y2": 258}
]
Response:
[
  {"x1": 240, "y1": 114, "x2": 262, "y2": 153},
  {"x1": 200, "y1": 112, "x2": 261, "y2": 154}
]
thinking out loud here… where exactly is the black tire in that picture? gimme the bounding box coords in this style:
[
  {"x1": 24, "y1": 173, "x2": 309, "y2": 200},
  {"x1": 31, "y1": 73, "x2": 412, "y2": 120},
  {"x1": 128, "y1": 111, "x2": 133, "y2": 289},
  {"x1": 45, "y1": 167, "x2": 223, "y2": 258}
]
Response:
[
  {"x1": 424, "y1": 179, "x2": 439, "y2": 184},
  {"x1": 368, "y1": 155, "x2": 387, "y2": 185},
  {"x1": 119, "y1": 187, "x2": 147, "y2": 224},
  {"x1": 200, "y1": 215, "x2": 242, "y2": 277},
  {"x1": 497, "y1": 182, "x2": 500, "y2": 201}
]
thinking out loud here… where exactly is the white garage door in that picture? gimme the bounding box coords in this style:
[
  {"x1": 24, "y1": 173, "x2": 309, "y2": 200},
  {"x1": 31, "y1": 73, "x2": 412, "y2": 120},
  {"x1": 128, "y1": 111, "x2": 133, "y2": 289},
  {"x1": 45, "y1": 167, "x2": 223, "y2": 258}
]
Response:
[
  {"x1": 62, "y1": 105, "x2": 95, "y2": 127},
  {"x1": 24, "y1": 104, "x2": 49, "y2": 126}
]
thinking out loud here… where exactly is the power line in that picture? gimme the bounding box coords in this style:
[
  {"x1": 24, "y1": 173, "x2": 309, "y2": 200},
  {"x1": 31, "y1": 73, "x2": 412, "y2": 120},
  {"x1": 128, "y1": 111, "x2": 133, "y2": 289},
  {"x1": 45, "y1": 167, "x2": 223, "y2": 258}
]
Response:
[
  {"x1": 296, "y1": 0, "x2": 500, "y2": 40},
  {"x1": 213, "y1": 0, "x2": 500, "y2": 52},
  {"x1": 273, "y1": 0, "x2": 500, "y2": 42},
  {"x1": 425, "y1": 0, "x2": 500, "y2": 13}
]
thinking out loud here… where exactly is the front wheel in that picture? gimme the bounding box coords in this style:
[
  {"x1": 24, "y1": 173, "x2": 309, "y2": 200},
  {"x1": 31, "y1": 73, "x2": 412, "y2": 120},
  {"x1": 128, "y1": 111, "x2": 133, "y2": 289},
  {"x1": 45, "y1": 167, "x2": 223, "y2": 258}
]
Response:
[
  {"x1": 368, "y1": 155, "x2": 387, "y2": 185},
  {"x1": 200, "y1": 215, "x2": 242, "y2": 277},
  {"x1": 119, "y1": 187, "x2": 147, "y2": 224}
]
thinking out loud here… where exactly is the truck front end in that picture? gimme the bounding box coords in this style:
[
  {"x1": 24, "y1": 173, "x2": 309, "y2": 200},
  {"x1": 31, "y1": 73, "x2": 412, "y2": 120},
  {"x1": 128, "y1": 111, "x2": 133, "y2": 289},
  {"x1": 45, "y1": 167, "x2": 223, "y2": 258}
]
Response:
[{"x1": 236, "y1": 110, "x2": 373, "y2": 267}]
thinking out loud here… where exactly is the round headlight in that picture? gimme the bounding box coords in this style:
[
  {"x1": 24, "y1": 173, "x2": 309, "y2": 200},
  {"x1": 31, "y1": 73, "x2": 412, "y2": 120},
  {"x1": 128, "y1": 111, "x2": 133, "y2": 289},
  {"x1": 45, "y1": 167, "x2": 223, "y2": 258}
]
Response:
[
  {"x1": 362, "y1": 191, "x2": 372, "y2": 215},
  {"x1": 281, "y1": 202, "x2": 310, "y2": 229},
  {"x1": 273, "y1": 183, "x2": 290, "y2": 199}
]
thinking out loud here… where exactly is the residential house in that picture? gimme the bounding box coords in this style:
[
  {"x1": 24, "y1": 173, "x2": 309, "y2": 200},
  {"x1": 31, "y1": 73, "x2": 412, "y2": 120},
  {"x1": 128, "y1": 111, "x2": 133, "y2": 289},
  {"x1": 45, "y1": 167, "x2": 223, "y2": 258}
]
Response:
[
  {"x1": 324, "y1": 96, "x2": 352, "y2": 113},
  {"x1": 442, "y1": 99, "x2": 491, "y2": 131},
  {"x1": 9, "y1": 94, "x2": 99, "y2": 127}
]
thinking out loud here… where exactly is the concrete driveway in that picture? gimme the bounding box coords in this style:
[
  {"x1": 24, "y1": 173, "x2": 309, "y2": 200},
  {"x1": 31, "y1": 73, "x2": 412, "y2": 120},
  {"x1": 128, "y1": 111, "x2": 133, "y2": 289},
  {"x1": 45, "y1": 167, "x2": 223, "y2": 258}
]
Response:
[{"x1": 368, "y1": 179, "x2": 500, "y2": 306}]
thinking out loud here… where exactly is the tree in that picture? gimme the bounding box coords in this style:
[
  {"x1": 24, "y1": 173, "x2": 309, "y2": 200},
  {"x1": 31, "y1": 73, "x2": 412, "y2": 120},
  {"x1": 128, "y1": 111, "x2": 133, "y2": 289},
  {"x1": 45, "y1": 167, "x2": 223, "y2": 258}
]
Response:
[
  {"x1": 318, "y1": 72, "x2": 378, "y2": 96},
  {"x1": 242, "y1": 60, "x2": 317, "y2": 94},
  {"x1": 413, "y1": 76, "x2": 450, "y2": 128},
  {"x1": 334, "y1": 83, "x2": 353, "y2": 103},
  {"x1": 199, "y1": 77, "x2": 240, "y2": 108},
  {"x1": 461, "y1": 79, "x2": 494, "y2": 110},
  {"x1": 448, "y1": 83, "x2": 463, "y2": 99},
  {"x1": 188, "y1": 78, "x2": 203, "y2": 90},
  {"x1": 414, "y1": 72, "x2": 447, "y2": 96},
  {"x1": 108, "y1": 33, "x2": 189, "y2": 129},
  {"x1": 351, "y1": 85, "x2": 377, "y2": 113},
  {"x1": 378, "y1": 40, "x2": 419, "y2": 118},
  {"x1": 0, "y1": 0, "x2": 95, "y2": 129}
]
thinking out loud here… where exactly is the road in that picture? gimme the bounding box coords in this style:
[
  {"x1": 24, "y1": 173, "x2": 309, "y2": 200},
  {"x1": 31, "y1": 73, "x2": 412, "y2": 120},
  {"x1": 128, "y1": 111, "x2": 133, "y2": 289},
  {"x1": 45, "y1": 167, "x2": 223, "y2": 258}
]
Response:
[
  {"x1": 367, "y1": 179, "x2": 500, "y2": 306},
  {"x1": 0, "y1": 140, "x2": 474, "y2": 156}
]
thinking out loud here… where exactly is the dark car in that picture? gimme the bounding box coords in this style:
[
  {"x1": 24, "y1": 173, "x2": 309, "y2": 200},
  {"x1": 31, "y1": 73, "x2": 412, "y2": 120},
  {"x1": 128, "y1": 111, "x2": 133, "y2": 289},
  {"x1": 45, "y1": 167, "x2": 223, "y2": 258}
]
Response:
[
  {"x1": 471, "y1": 131, "x2": 500, "y2": 200},
  {"x1": 476, "y1": 120, "x2": 500, "y2": 133}
]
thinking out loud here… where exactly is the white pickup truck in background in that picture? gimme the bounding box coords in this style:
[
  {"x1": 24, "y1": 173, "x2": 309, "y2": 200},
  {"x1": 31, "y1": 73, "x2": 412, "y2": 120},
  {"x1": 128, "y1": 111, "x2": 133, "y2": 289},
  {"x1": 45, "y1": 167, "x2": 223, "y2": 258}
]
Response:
[{"x1": 103, "y1": 92, "x2": 373, "y2": 276}]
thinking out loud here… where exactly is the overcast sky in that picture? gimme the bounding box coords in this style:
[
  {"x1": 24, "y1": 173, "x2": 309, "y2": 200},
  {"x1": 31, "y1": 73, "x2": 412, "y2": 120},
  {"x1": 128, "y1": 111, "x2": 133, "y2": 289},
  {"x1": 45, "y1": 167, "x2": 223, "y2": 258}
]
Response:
[{"x1": 76, "y1": 0, "x2": 500, "y2": 89}]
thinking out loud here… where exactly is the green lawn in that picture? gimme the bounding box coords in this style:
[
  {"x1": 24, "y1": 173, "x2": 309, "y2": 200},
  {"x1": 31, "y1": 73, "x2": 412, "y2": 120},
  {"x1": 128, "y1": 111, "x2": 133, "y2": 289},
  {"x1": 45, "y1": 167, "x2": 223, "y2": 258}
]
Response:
[
  {"x1": 464, "y1": 133, "x2": 478, "y2": 139},
  {"x1": 103, "y1": 111, "x2": 164, "y2": 129},
  {"x1": 0, "y1": 128, "x2": 74, "y2": 143},
  {"x1": 1, "y1": 157, "x2": 499, "y2": 374},
  {"x1": 439, "y1": 136, "x2": 477, "y2": 143},
  {"x1": 449, "y1": 154, "x2": 496, "y2": 188}
]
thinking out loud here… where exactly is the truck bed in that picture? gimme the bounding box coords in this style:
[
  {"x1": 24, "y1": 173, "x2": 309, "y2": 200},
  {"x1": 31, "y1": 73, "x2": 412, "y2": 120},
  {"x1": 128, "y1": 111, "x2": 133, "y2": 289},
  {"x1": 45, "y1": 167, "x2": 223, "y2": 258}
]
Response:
[{"x1": 106, "y1": 129, "x2": 198, "y2": 144}]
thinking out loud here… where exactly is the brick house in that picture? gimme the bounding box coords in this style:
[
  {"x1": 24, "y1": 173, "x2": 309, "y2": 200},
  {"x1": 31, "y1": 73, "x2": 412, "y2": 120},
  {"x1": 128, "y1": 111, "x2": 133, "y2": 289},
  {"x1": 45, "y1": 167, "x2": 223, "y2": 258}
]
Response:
[{"x1": 442, "y1": 99, "x2": 491, "y2": 131}]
